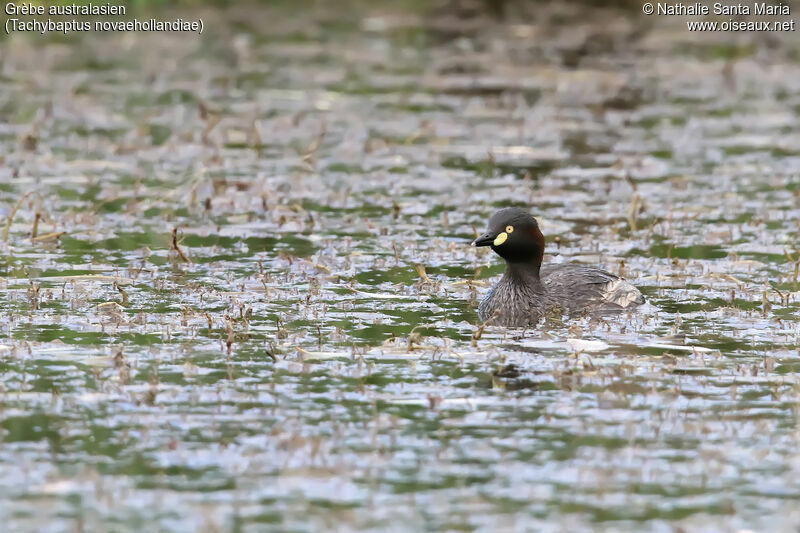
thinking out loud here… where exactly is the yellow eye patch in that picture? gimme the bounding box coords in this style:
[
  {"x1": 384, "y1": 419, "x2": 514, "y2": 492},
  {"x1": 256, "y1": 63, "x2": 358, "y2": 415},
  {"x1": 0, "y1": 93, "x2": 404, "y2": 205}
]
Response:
[{"x1": 493, "y1": 225, "x2": 514, "y2": 246}]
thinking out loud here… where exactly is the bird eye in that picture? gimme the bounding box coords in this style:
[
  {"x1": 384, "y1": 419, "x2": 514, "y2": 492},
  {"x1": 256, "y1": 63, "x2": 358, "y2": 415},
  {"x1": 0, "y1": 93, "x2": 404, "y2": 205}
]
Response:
[{"x1": 505, "y1": 225, "x2": 514, "y2": 233}]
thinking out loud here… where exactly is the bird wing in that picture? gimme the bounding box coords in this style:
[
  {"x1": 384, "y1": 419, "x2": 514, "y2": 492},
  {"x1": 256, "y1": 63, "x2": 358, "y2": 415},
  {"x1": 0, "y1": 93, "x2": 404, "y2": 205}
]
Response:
[{"x1": 541, "y1": 264, "x2": 644, "y2": 313}]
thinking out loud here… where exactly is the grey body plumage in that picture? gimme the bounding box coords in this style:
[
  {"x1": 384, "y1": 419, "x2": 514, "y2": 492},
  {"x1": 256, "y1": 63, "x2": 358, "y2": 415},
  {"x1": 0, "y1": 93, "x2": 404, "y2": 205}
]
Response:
[
  {"x1": 473, "y1": 208, "x2": 644, "y2": 327},
  {"x1": 477, "y1": 263, "x2": 644, "y2": 327}
]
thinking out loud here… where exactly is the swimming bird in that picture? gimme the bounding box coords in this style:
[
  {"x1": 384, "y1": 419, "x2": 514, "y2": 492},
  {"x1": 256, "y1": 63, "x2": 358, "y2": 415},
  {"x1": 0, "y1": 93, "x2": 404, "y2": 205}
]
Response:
[{"x1": 473, "y1": 207, "x2": 644, "y2": 326}]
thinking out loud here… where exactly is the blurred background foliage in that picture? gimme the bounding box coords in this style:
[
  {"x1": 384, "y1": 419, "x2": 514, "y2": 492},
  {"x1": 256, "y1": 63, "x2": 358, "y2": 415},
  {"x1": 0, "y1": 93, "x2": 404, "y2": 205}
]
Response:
[{"x1": 18, "y1": 0, "x2": 644, "y2": 16}]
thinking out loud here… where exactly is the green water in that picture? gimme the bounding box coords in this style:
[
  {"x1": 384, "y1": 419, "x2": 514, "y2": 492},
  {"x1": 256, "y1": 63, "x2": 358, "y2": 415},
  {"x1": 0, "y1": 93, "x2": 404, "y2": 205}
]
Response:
[{"x1": 2, "y1": 1, "x2": 800, "y2": 531}]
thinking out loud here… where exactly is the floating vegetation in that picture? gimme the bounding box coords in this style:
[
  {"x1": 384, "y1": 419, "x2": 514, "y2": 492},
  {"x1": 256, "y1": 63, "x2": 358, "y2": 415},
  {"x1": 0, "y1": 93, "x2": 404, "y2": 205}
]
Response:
[{"x1": 1, "y1": 1, "x2": 799, "y2": 531}]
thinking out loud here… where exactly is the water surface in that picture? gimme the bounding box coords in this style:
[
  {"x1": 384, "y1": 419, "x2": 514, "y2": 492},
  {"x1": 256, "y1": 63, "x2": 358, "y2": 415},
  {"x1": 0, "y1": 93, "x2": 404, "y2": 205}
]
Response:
[{"x1": 2, "y1": 2, "x2": 800, "y2": 531}]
